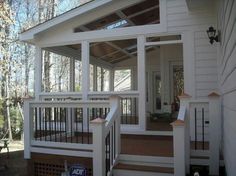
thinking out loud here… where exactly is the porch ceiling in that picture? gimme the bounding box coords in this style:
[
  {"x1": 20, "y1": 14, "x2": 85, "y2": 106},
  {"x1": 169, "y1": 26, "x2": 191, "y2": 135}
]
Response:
[
  {"x1": 67, "y1": 0, "x2": 160, "y2": 64},
  {"x1": 44, "y1": 0, "x2": 180, "y2": 65}
]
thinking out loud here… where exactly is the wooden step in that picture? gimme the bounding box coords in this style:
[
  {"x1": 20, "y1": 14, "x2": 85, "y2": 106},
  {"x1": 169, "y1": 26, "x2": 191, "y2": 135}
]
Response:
[
  {"x1": 113, "y1": 163, "x2": 174, "y2": 176},
  {"x1": 121, "y1": 134, "x2": 173, "y2": 157}
]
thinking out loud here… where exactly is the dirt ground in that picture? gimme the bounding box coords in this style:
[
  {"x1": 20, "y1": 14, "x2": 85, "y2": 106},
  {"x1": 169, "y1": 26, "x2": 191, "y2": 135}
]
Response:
[{"x1": 0, "y1": 141, "x2": 28, "y2": 176}]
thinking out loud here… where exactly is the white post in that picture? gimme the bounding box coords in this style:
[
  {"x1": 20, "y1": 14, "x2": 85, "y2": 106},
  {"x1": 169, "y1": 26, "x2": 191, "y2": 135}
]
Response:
[
  {"x1": 179, "y1": 93, "x2": 191, "y2": 174},
  {"x1": 109, "y1": 96, "x2": 121, "y2": 157},
  {"x1": 70, "y1": 58, "x2": 75, "y2": 92},
  {"x1": 91, "y1": 118, "x2": 106, "y2": 176},
  {"x1": 23, "y1": 99, "x2": 31, "y2": 159},
  {"x1": 137, "y1": 35, "x2": 146, "y2": 130},
  {"x1": 171, "y1": 120, "x2": 186, "y2": 176},
  {"x1": 93, "y1": 66, "x2": 97, "y2": 91},
  {"x1": 182, "y1": 32, "x2": 195, "y2": 98},
  {"x1": 69, "y1": 58, "x2": 75, "y2": 135},
  {"x1": 101, "y1": 68, "x2": 104, "y2": 91},
  {"x1": 35, "y1": 46, "x2": 42, "y2": 100},
  {"x1": 208, "y1": 92, "x2": 220, "y2": 175},
  {"x1": 82, "y1": 41, "x2": 90, "y2": 128},
  {"x1": 66, "y1": 108, "x2": 72, "y2": 136},
  {"x1": 110, "y1": 69, "x2": 114, "y2": 91}
]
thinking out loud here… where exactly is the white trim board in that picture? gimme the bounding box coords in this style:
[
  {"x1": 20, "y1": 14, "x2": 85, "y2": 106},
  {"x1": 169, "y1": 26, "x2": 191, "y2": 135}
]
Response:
[{"x1": 30, "y1": 147, "x2": 92, "y2": 158}]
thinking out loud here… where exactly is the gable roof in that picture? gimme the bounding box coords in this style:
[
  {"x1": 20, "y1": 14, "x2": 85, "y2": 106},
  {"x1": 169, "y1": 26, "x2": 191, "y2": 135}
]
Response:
[
  {"x1": 20, "y1": 0, "x2": 145, "y2": 42},
  {"x1": 20, "y1": 0, "x2": 113, "y2": 41}
]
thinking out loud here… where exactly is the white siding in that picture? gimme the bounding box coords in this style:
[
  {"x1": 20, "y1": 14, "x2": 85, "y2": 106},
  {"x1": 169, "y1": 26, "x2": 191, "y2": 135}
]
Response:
[
  {"x1": 218, "y1": 0, "x2": 236, "y2": 175},
  {"x1": 166, "y1": 0, "x2": 218, "y2": 98}
]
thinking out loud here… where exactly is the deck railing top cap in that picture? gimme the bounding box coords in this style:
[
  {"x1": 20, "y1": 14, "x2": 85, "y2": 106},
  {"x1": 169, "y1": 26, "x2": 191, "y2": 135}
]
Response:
[
  {"x1": 90, "y1": 117, "x2": 107, "y2": 124},
  {"x1": 171, "y1": 119, "x2": 185, "y2": 126},
  {"x1": 22, "y1": 96, "x2": 34, "y2": 100},
  {"x1": 178, "y1": 92, "x2": 191, "y2": 99},
  {"x1": 208, "y1": 91, "x2": 220, "y2": 97}
]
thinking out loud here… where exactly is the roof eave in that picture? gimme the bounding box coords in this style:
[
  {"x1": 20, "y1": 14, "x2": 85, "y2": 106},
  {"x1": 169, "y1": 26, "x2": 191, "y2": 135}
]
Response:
[{"x1": 20, "y1": 0, "x2": 113, "y2": 42}]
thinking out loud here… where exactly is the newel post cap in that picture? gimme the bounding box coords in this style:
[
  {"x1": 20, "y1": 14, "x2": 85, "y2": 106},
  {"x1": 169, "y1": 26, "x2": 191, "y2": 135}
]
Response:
[
  {"x1": 208, "y1": 91, "x2": 220, "y2": 98},
  {"x1": 90, "y1": 118, "x2": 107, "y2": 125},
  {"x1": 170, "y1": 119, "x2": 185, "y2": 127},
  {"x1": 178, "y1": 92, "x2": 191, "y2": 99},
  {"x1": 22, "y1": 95, "x2": 34, "y2": 100}
]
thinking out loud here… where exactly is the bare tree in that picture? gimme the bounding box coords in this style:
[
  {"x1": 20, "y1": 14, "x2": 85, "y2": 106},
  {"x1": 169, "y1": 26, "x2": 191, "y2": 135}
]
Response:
[{"x1": 0, "y1": 0, "x2": 14, "y2": 140}]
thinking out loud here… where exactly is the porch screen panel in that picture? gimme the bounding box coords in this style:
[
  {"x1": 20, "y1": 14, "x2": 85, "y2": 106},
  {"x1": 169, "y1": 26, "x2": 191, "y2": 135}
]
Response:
[
  {"x1": 114, "y1": 69, "x2": 131, "y2": 91},
  {"x1": 42, "y1": 50, "x2": 70, "y2": 92},
  {"x1": 75, "y1": 60, "x2": 82, "y2": 92}
]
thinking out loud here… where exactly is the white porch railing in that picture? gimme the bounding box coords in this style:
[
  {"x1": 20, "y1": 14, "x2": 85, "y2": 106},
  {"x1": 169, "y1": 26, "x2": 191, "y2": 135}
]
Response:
[
  {"x1": 39, "y1": 91, "x2": 139, "y2": 125},
  {"x1": 171, "y1": 92, "x2": 221, "y2": 176},
  {"x1": 24, "y1": 96, "x2": 121, "y2": 176}
]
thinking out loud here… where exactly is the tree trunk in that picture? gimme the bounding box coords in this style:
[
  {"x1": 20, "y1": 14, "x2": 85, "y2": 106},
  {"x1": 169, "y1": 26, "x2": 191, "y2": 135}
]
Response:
[{"x1": 6, "y1": 72, "x2": 12, "y2": 140}]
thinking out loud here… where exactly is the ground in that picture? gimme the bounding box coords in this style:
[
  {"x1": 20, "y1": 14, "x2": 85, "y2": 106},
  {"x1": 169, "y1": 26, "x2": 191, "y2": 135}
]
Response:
[{"x1": 0, "y1": 141, "x2": 28, "y2": 176}]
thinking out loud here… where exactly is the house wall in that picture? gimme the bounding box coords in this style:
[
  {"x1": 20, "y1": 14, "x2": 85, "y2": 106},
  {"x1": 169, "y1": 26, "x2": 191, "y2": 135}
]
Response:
[
  {"x1": 217, "y1": 0, "x2": 236, "y2": 175},
  {"x1": 166, "y1": 0, "x2": 218, "y2": 98}
]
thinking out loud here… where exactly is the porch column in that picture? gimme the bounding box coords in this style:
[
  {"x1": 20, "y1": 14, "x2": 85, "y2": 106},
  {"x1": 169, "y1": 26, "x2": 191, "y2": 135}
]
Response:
[
  {"x1": 82, "y1": 41, "x2": 90, "y2": 128},
  {"x1": 182, "y1": 31, "x2": 195, "y2": 98},
  {"x1": 65, "y1": 58, "x2": 75, "y2": 136},
  {"x1": 93, "y1": 66, "x2": 97, "y2": 91},
  {"x1": 35, "y1": 46, "x2": 42, "y2": 100},
  {"x1": 137, "y1": 35, "x2": 146, "y2": 130},
  {"x1": 69, "y1": 58, "x2": 75, "y2": 92},
  {"x1": 110, "y1": 69, "x2": 114, "y2": 91}
]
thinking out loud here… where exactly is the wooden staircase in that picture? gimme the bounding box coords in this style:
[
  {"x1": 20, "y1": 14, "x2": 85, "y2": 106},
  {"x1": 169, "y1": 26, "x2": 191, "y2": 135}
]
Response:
[{"x1": 112, "y1": 134, "x2": 174, "y2": 176}]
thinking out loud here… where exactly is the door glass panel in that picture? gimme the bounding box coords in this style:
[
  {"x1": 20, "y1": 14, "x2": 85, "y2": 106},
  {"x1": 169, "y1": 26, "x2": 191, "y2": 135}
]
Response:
[{"x1": 173, "y1": 66, "x2": 184, "y2": 104}]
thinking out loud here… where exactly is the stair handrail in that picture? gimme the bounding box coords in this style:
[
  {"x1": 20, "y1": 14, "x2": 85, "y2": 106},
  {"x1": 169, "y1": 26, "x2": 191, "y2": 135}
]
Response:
[{"x1": 91, "y1": 95, "x2": 121, "y2": 176}]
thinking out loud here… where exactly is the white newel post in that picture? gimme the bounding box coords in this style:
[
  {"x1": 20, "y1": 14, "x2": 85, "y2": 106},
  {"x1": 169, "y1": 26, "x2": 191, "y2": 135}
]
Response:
[
  {"x1": 82, "y1": 41, "x2": 90, "y2": 128},
  {"x1": 35, "y1": 46, "x2": 42, "y2": 100},
  {"x1": 171, "y1": 120, "x2": 186, "y2": 176},
  {"x1": 171, "y1": 93, "x2": 191, "y2": 176},
  {"x1": 23, "y1": 99, "x2": 31, "y2": 159},
  {"x1": 137, "y1": 35, "x2": 146, "y2": 130},
  {"x1": 179, "y1": 93, "x2": 191, "y2": 174},
  {"x1": 208, "y1": 92, "x2": 221, "y2": 175},
  {"x1": 109, "y1": 96, "x2": 121, "y2": 157},
  {"x1": 91, "y1": 118, "x2": 106, "y2": 176}
]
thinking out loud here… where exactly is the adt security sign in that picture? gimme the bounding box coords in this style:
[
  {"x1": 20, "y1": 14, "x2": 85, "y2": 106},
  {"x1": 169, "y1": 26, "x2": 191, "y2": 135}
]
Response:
[{"x1": 69, "y1": 165, "x2": 87, "y2": 176}]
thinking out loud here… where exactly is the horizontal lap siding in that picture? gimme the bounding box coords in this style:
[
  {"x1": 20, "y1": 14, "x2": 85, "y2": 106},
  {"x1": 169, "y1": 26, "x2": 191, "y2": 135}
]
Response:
[
  {"x1": 218, "y1": 0, "x2": 236, "y2": 175},
  {"x1": 166, "y1": 0, "x2": 218, "y2": 98}
]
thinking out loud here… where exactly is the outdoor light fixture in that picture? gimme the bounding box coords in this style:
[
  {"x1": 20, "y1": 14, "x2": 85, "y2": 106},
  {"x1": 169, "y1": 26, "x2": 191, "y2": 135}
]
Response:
[{"x1": 206, "y1": 26, "x2": 220, "y2": 44}]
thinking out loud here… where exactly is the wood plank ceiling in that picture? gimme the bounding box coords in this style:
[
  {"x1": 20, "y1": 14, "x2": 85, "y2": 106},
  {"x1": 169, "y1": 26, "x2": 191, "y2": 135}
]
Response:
[{"x1": 68, "y1": 0, "x2": 160, "y2": 64}]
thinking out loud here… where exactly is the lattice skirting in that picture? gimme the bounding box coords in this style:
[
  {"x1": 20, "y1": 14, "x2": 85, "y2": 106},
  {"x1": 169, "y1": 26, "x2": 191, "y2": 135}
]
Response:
[{"x1": 29, "y1": 153, "x2": 93, "y2": 176}]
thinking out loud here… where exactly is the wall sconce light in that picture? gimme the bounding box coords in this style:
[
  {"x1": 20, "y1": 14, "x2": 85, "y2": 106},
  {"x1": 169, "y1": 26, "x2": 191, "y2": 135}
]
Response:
[{"x1": 206, "y1": 26, "x2": 220, "y2": 44}]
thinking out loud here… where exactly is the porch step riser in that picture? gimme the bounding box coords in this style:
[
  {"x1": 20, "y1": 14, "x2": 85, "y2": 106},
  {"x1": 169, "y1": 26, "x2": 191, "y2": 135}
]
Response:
[
  {"x1": 119, "y1": 154, "x2": 174, "y2": 168},
  {"x1": 113, "y1": 169, "x2": 174, "y2": 176},
  {"x1": 190, "y1": 158, "x2": 225, "y2": 166}
]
